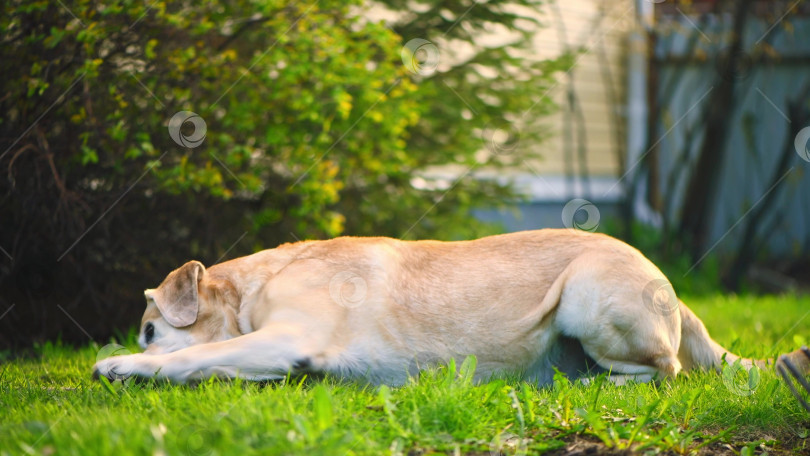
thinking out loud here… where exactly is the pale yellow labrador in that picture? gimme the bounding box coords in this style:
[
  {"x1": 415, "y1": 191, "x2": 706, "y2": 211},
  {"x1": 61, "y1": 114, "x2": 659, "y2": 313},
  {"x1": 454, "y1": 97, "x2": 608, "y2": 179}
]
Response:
[{"x1": 92, "y1": 229, "x2": 808, "y2": 385}]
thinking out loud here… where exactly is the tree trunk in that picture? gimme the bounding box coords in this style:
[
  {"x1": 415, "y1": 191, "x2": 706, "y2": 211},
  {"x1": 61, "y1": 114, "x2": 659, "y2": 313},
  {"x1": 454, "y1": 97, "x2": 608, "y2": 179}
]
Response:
[
  {"x1": 723, "y1": 84, "x2": 810, "y2": 290},
  {"x1": 678, "y1": 0, "x2": 752, "y2": 261}
]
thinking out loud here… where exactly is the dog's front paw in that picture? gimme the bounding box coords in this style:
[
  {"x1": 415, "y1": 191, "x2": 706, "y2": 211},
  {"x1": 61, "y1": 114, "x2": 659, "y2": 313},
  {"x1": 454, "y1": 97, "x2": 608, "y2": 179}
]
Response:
[{"x1": 92, "y1": 354, "x2": 152, "y2": 381}]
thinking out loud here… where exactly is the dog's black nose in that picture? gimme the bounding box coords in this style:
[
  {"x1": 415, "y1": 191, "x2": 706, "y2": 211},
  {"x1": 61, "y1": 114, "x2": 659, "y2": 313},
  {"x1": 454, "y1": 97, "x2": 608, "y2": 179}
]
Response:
[
  {"x1": 92, "y1": 367, "x2": 100, "y2": 380},
  {"x1": 293, "y1": 357, "x2": 312, "y2": 371}
]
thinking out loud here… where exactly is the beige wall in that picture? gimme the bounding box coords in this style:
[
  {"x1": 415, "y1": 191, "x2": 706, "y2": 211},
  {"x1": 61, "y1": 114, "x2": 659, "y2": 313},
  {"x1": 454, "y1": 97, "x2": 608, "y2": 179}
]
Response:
[
  {"x1": 523, "y1": 0, "x2": 633, "y2": 178},
  {"x1": 367, "y1": 0, "x2": 634, "y2": 189}
]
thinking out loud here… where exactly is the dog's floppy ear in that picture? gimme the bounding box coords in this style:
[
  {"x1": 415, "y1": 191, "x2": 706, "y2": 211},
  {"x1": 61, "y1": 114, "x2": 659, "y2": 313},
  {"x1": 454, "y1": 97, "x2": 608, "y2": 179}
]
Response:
[{"x1": 149, "y1": 260, "x2": 205, "y2": 327}]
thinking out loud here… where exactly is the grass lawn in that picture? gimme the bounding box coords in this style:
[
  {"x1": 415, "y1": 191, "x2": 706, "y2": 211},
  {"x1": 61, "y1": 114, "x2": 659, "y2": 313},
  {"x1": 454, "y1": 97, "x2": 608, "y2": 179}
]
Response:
[{"x1": 2, "y1": 294, "x2": 809, "y2": 455}]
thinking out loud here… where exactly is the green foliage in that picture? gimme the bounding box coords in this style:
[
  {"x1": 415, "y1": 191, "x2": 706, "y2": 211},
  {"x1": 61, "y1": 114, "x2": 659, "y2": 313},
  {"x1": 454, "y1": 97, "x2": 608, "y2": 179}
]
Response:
[
  {"x1": 1, "y1": 0, "x2": 565, "y2": 244},
  {"x1": 0, "y1": 0, "x2": 567, "y2": 347},
  {"x1": 4, "y1": 0, "x2": 422, "y2": 236}
]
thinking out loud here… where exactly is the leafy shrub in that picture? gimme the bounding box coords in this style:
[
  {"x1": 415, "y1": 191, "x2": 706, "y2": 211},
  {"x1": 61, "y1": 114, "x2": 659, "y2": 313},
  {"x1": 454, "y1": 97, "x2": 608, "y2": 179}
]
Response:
[{"x1": 0, "y1": 0, "x2": 562, "y2": 347}]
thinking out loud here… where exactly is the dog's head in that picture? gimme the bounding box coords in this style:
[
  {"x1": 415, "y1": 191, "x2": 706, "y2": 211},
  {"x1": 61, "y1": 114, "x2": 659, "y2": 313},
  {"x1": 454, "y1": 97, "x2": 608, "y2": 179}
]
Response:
[{"x1": 139, "y1": 260, "x2": 241, "y2": 354}]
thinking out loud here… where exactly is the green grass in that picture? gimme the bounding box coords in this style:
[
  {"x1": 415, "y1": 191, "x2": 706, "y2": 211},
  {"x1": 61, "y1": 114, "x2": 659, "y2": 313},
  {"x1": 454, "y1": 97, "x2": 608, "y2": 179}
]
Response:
[{"x1": 2, "y1": 294, "x2": 809, "y2": 455}]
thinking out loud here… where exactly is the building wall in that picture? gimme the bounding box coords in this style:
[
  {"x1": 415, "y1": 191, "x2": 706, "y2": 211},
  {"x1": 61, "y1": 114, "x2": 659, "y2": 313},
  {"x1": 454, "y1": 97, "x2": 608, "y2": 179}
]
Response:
[
  {"x1": 651, "y1": 10, "x2": 810, "y2": 256},
  {"x1": 475, "y1": 0, "x2": 633, "y2": 232},
  {"x1": 524, "y1": 0, "x2": 632, "y2": 180}
]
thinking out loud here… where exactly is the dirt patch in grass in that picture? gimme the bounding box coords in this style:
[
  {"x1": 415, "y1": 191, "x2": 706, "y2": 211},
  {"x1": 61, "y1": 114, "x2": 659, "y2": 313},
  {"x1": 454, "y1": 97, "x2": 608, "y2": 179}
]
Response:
[
  {"x1": 542, "y1": 435, "x2": 798, "y2": 456},
  {"x1": 456, "y1": 433, "x2": 807, "y2": 455}
]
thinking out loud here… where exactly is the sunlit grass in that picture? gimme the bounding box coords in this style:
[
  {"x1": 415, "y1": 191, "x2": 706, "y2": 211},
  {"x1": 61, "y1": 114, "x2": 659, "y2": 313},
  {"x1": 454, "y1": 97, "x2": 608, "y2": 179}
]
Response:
[{"x1": 1, "y1": 294, "x2": 808, "y2": 455}]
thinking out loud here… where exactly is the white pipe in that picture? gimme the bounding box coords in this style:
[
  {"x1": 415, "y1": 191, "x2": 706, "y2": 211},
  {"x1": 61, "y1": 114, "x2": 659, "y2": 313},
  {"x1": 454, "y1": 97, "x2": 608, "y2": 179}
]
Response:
[{"x1": 625, "y1": 0, "x2": 662, "y2": 227}]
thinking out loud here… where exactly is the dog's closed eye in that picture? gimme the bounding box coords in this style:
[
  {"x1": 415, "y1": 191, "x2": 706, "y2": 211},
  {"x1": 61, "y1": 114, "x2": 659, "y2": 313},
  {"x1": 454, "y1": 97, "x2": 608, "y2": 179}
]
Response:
[{"x1": 144, "y1": 322, "x2": 155, "y2": 344}]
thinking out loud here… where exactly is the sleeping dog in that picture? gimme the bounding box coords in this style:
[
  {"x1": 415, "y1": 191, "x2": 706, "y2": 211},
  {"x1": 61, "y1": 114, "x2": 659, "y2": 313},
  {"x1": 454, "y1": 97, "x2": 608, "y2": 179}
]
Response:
[{"x1": 92, "y1": 229, "x2": 809, "y2": 384}]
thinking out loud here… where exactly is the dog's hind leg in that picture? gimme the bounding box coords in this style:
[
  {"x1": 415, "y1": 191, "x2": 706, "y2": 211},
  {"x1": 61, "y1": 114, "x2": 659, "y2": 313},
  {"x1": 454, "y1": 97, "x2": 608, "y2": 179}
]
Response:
[
  {"x1": 565, "y1": 305, "x2": 683, "y2": 383},
  {"x1": 93, "y1": 322, "x2": 321, "y2": 383},
  {"x1": 553, "y1": 255, "x2": 683, "y2": 383},
  {"x1": 539, "y1": 336, "x2": 660, "y2": 386}
]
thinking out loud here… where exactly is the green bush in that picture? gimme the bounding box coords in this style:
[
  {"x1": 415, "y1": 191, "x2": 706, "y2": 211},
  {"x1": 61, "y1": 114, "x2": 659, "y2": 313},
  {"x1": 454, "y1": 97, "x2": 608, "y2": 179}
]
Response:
[{"x1": 0, "y1": 0, "x2": 563, "y2": 347}]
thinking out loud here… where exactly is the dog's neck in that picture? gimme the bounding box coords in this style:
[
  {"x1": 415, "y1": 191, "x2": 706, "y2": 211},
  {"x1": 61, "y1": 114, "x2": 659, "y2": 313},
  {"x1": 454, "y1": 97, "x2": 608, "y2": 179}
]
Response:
[{"x1": 207, "y1": 241, "x2": 313, "y2": 332}]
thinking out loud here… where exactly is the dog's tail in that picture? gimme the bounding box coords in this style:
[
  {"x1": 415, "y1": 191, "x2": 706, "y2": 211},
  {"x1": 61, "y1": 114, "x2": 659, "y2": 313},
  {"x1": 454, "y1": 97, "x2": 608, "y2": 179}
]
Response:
[{"x1": 677, "y1": 301, "x2": 773, "y2": 371}]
